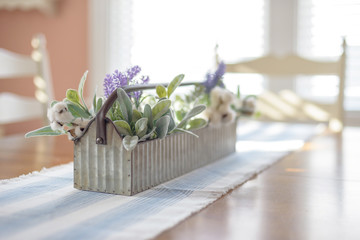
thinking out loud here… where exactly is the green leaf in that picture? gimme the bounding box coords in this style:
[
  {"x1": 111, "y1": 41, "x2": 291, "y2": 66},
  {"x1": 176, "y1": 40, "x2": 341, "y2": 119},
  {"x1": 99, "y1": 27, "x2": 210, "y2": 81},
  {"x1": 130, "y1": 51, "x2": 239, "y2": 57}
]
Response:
[
  {"x1": 132, "y1": 109, "x2": 142, "y2": 123},
  {"x1": 177, "y1": 104, "x2": 206, "y2": 128},
  {"x1": 156, "y1": 85, "x2": 167, "y2": 98},
  {"x1": 139, "y1": 127, "x2": 157, "y2": 142},
  {"x1": 175, "y1": 110, "x2": 186, "y2": 122},
  {"x1": 152, "y1": 99, "x2": 171, "y2": 121},
  {"x1": 144, "y1": 104, "x2": 153, "y2": 129},
  {"x1": 166, "y1": 109, "x2": 176, "y2": 132},
  {"x1": 92, "y1": 93, "x2": 97, "y2": 113},
  {"x1": 66, "y1": 101, "x2": 91, "y2": 118},
  {"x1": 155, "y1": 115, "x2": 170, "y2": 139},
  {"x1": 66, "y1": 89, "x2": 81, "y2": 105},
  {"x1": 114, "y1": 120, "x2": 133, "y2": 136},
  {"x1": 78, "y1": 70, "x2": 89, "y2": 110},
  {"x1": 167, "y1": 74, "x2": 184, "y2": 98},
  {"x1": 117, "y1": 88, "x2": 133, "y2": 123},
  {"x1": 51, "y1": 100, "x2": 59, "y2": 107},
  {"x1": 173, "y1": 128, "x2": 199, "y2": 138},
  {"x1": 96, "y1": 98, "x2": 103, "y2": 113},
  {"x1": 187, "y1": 118, "x2": 207, "y2": 130},
  {"x1": 25, "y1": 126, "x2": 63, "y2": 138},
  {"x1": 135, "y1": 118, "x2": 148, "y2": 138},
  {"x1": 123, "y1": 135, "x2": 139, "y2": 151}
]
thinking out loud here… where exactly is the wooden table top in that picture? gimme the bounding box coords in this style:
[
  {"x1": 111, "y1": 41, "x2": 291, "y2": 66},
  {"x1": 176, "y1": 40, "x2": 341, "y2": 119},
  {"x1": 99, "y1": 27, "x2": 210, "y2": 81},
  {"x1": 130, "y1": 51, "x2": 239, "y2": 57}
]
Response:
[{"x1": 1, "y1": 127, "x2": 360, "y2": 240}]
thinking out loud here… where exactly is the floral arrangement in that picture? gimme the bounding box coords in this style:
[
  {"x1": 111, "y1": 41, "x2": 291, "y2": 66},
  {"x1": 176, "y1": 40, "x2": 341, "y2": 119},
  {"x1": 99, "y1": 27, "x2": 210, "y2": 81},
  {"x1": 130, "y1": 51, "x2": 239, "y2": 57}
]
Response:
[
  {"x1": 25, "y1": 63, "x2": 256, "y2": 150},
  {"x1": 25, "y1": 66, "x2": 208, "y2": 151}
]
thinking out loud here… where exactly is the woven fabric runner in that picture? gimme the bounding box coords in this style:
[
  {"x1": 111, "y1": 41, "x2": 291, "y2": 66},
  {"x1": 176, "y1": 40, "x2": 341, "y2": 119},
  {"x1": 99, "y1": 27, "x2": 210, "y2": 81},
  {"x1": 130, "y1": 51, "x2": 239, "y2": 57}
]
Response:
[{"x1": 0, "y1": 121, "x2": 323, "y2": 240}]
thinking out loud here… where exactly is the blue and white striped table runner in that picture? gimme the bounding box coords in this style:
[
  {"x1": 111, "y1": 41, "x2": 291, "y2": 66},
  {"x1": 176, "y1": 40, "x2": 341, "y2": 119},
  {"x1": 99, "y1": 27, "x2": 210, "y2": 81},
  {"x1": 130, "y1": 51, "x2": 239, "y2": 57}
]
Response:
[{"x1": 0, "y1": 121, "x2": 323, "y2": 240}]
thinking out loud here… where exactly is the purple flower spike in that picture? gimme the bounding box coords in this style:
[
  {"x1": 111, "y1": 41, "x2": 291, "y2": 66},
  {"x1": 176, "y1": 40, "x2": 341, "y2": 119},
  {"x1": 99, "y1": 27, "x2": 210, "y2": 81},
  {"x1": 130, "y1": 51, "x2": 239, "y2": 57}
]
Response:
[
  {"x1": 202, "y1": 61, "x2": 226, "y2": 93},
  {"x1": 126, "y1": 66, "x2": 141, "y2": 81},
  {"x1": 103, "y1": 65, "x2": 150, "y2": 100}
]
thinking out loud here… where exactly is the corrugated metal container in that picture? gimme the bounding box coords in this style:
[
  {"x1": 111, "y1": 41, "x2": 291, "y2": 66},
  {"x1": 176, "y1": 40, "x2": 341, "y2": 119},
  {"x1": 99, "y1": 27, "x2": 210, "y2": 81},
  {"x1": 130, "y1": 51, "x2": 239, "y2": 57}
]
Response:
[{"x1": 74, "y1": 120, "x2": 236, "y2": 196}]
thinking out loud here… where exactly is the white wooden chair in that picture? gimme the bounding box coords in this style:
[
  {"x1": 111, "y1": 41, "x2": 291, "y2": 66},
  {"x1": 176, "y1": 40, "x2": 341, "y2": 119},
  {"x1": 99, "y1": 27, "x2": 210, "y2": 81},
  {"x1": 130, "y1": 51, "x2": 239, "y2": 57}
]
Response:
[
  {"x1": 217, "y1": 40, "x2": 347, "y2": 132},
  {"x1": 0, "y1": 34, "x2": 53, "y2": 136}
]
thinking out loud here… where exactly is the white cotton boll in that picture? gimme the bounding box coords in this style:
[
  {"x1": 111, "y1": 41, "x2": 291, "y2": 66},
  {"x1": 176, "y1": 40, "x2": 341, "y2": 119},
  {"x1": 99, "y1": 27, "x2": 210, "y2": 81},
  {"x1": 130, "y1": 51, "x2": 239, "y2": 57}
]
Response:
[
  {"x1": 47, "y1": 108, "x2": 55, "y2": 122},
  {"x1": 221, "y1": 110, "x2": 236, "y2": 124},
  {"x1": 72, "y1": 118, "x2": 83, "y2": 125},
  {"x1": 209, "y1": 111, "x2": 222, "y2": 126},
  {"x1": 210, "y1": 87, "x2": 223, "y2": 108},
  {"x1": 203, "y1": 108, "x2": 214, "y2": 120},
  {"x1": 74, "y1": 126, "x2": 85, "y2": 137},
  {"x1": 221, "y1": 90, "x2": 234, "y2": 104},
  {"x1": 80, "y1": 118, "x2": 90, "y2": 128},
  {"x1": 67, "y1": 131, "x2": 75, "y2": 140},
  {"x1": 72, "y1": 118, "x2": 90, "y2": 129},
  {"x1": 50, "y1": 121, "x2": 63, "y2": 131},
  {"x1": 242, "y1": 98, "x2": 256, "y2": 115},
  {"x1": 217, "y1": 104, "x2": 232, "y2": 115},
  {"x1": 53, "y1": 102, "x2": 73, "y2": 123}
]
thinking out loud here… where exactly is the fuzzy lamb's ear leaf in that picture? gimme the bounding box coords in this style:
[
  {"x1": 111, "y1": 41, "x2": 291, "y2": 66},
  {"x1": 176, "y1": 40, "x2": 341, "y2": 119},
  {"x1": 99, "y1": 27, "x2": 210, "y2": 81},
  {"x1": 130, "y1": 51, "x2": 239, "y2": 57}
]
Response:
[
  {"x1": 187, "y1": 118, "x2": 207, "y2": 130},
  {"x1": 156, "y1": 85, "x2": 167, "y2": 98},
  {"x1": 139, "y1": 127, "x2": 157, "y2": 142},
  {"x1": 117, "y1": 88, "x2": 133, "y2": 123},
  {"x1": 135, "y1": 118, "x2": 148, "y2": 138},
  {"x1": 25, "y1": 126, "x2": 64, "y2": 138},
  {"x1": 96, "y1": 98, "x2": 103, "y2": 113},
  {"x1": 66, "y1": 89, "x2": 81, "y2": 105},
  {"x1": 51, "y1": 100, "x2": 59, "y2": 107},
  {"x1": 66, "y1": 101, "x2": 91, "y2": 118},
  {"x1": 132, "y1": 109, "x2": 142, "y2": 123},
  {"x1": 172, "y1": 128, "x2": 199, "y2": 138},
  {"x1": 155, "y1": 115, "x2": 170, "y2": 139},
  {"x1": 143, "y1": 104, "x2": 153, "y2": 129},
  {"x1": 123, "y1": 135, "x2": 139, "y2": 151},
  {"x1": 177, "y1": 104, "x2": 206, "y2": 128},
  {"x1": 166, "y1": 109, "x2": 176, "y2": 132},
  {"x1": 152, "y1": 99, "x2": 171, "y2": 121},
  {"x1": 114, "y1": 120, "x2": 133, "y2": 136},
  {"x1": 92, "y1": 93, "x2": 97, "y2": 113},
  {"x1": 167, "y1": 74, "x2": 184, "y2": 98},
  {"x1": 78, "y1": 70, "x2": 89, "y2": 110}
]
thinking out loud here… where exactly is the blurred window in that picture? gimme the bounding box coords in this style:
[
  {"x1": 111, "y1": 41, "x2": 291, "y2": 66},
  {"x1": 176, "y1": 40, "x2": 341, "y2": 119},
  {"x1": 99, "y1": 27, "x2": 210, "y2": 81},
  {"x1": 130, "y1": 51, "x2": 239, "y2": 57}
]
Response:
[
  {"x1": 107, "y1": 0, "x2": 266, "y2": 95},
  {"x1": 297, "y1": 0, "x2": 360, "y2": 111}
]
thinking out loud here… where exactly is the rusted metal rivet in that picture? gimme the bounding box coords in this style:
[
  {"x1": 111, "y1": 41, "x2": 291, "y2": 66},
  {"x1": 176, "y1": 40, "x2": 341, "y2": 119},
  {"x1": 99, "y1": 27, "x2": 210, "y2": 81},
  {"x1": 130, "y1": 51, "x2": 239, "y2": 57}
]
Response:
[{"x1": 96, "y1": 137, "x2": 103, "y2": 144}]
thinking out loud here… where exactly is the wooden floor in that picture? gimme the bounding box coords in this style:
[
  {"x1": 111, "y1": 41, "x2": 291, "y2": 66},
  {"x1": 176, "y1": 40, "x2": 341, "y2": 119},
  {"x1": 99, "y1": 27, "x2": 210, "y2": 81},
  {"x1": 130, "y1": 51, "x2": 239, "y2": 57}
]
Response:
[{"x1": 1, "y1": 127, "x2": 359, "y2": 240}]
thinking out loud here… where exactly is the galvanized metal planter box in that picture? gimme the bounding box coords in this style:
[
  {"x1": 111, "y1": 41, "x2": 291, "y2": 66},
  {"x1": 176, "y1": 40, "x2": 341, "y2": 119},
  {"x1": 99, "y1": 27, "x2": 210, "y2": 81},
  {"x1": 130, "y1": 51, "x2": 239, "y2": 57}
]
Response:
[
  {"x1": 73, "y1": 83, "x2": 237, "y2": 196},
  {"x1": 73, "y1": 120, "x2": 236, "y2": 196}
]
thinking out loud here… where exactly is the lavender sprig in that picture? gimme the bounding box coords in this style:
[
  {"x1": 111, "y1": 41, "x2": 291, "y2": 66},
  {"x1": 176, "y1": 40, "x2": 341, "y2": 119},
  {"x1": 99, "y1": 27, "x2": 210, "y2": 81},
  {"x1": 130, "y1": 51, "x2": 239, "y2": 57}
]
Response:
[
  {"x1": 103, "y1": 66, "x2": 149, "y2": 100},
  {"x1": 202, "y1": 61, "x2": 226, "y2": 93}
]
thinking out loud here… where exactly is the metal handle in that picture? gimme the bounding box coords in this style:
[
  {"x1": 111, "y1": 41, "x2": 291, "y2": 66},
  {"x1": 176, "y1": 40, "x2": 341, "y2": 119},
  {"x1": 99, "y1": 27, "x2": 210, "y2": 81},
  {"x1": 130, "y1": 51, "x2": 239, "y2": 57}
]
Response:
[{"x1": 95, "y1": 82, "x2": 199, "y2": 145}]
